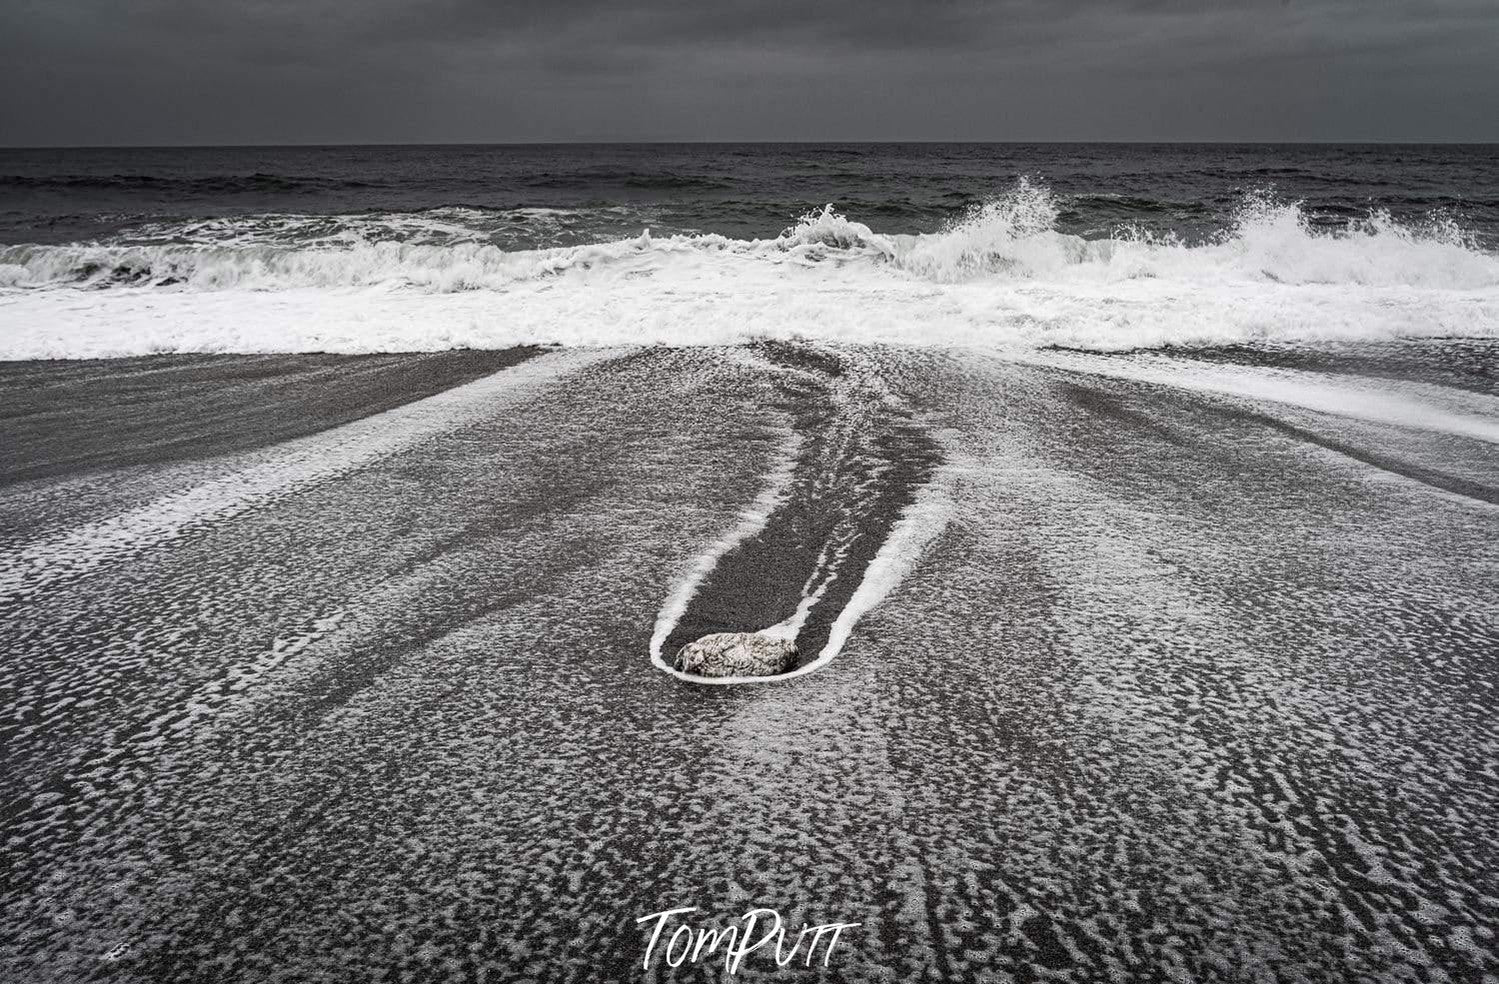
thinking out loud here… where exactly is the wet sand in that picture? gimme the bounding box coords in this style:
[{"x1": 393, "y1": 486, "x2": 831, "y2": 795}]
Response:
[
  {"x1": 1, "y1": 341, "x2": 1495, "y2": 982},
  {"x1": 0, "y1": 348, "x2": 544, "y2": 484}
]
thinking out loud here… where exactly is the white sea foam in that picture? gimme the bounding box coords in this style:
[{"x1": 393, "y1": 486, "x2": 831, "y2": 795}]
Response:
[{"x1": 2, "y1": 183, "x2": 1498, "y2": 357}]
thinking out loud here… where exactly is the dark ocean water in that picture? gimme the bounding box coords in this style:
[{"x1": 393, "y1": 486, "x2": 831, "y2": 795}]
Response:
[{"x1": 4, "y1": 142, "x2": 1498, "y2": 248}]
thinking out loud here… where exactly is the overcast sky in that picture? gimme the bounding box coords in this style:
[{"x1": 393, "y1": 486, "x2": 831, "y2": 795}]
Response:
[{"x1": 3, "y1": 0, "x2": 1497, "y2": 145}]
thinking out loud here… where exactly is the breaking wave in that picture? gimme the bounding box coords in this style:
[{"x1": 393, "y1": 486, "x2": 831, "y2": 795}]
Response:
[
  {"x1": 3, "y1": 181, "x2": 1498, "y2": 357},
  {"x1": 5, "y1": 181, "x2": 1494, "y2": 292}
]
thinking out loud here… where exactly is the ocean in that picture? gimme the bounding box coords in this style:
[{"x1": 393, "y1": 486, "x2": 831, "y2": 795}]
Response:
[
  {"x1": 2, "y1": 143, "x2": 1498, "y2": 357},
  {"x1": 2, "y1": 146, "x2": 1497, "y2": 982}
]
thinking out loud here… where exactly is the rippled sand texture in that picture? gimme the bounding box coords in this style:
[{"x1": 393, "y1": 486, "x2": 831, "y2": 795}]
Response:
[{"x1": 1, "y1": 341, "x2": 1496, "y2": 982}]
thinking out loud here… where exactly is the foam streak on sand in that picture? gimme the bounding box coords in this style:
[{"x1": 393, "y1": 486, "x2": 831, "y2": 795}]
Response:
[
  {"x1": 806, "y1": 471, "x2": 955, "y2": 673},
  {"x1": 1024, "y1": 351, "x2": 1499, "y2": 445},
  {"x1": 648, "y1": 429, "x2": 802, "y2": 673},
  {"x1": 0, "y1": 350, "x2": 608, "y2": 602},
  {"x1": 653, "y1": 466, "x2": 955, "y2": 685}
]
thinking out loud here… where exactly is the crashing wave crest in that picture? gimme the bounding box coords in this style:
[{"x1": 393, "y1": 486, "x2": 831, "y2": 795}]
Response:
[
  {"x1": 2, "y1": 182, "x2": 1498, "y2": 358},
  {"x1": 3, "y1": 180, "x2": 1497, "y2": 292}
]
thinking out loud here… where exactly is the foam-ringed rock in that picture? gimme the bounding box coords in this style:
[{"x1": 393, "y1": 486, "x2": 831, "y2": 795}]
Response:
[{"x1": 673, "y1": 632, "x2": 799, "y2": 678}]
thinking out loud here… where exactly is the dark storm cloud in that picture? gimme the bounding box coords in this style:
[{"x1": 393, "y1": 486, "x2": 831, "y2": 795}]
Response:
[{"x1": 2, "y1": 0, "x2": 1496, "y2": 144}]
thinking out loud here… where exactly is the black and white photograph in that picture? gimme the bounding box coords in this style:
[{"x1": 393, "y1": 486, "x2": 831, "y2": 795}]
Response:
[{"x1": 2, "y1": 1, "x2": 1497, "y2": 981}]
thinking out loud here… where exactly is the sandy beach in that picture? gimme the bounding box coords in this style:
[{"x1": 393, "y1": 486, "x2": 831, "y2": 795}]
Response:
[{"x1": 3, "y1": 340, "x2": 1495, "y2": 981}]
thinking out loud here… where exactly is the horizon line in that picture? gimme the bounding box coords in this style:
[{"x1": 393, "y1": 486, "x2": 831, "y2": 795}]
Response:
[{"x1": 5, "y1": 138, "x2": 1499, "y2": 152}]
